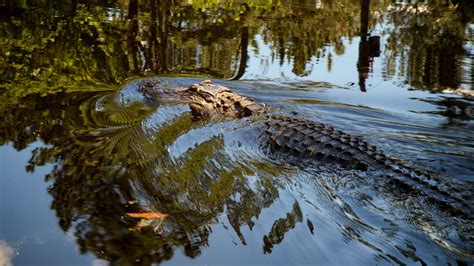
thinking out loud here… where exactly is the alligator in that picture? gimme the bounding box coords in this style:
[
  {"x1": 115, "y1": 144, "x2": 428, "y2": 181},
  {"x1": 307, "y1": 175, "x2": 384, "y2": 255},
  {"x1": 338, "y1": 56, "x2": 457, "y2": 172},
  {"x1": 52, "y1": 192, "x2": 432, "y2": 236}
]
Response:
[{"x1": 138, "y1": 79, "x2": 473, "y2": 220}]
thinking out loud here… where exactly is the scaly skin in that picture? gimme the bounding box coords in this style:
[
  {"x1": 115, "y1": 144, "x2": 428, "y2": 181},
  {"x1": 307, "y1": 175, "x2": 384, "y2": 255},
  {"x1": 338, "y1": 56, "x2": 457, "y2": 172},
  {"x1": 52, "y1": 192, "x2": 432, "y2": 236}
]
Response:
[
  {"x1": 138, "y1": 79, "x2": 473, "y2": 219},
  {"x1": 139, "y1": 79, "x2": 266, "y2": 119},
  {"x1": 265, "y1": 116, "x2": 471, "y2": 218}
]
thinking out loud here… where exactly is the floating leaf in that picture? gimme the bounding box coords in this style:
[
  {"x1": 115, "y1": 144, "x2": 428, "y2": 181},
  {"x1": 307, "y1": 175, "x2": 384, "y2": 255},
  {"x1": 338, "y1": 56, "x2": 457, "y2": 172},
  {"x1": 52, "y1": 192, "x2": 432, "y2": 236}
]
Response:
[{"x1": 126, "y1": 212, "x2": 168, "y2": 219}]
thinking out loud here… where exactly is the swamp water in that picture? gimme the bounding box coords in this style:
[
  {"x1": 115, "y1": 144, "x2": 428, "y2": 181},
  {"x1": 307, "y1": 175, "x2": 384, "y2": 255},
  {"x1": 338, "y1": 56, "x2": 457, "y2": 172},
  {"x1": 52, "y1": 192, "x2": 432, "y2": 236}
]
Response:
[{"x1": 1, "y1": 1, "x2": 473, "y2": 265}]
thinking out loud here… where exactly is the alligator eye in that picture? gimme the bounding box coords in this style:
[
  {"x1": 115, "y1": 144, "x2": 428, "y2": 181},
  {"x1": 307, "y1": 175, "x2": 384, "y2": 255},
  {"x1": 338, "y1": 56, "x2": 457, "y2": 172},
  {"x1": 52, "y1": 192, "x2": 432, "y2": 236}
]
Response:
[
  {"x1": 202, "y1": 94, "x2": 214, "y2": 102},
  {"x1": 188, "y1": 84, "x2": 199, "y2": 92},
  {"x1": 189, "y1": 102, "x2": 205, "y2": 116}
]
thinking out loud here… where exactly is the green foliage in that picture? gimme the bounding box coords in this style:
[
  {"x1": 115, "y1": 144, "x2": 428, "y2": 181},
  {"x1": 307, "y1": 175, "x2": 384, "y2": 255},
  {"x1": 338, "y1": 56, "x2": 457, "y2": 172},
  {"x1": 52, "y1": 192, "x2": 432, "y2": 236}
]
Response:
[{"x1": 0, "y1": 0, "x2": 395, "y2": 98}]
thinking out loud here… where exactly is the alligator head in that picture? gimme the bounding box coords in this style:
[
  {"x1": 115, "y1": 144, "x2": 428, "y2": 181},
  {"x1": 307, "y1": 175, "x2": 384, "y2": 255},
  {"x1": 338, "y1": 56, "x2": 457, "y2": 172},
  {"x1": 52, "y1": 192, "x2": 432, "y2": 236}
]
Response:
[{"x1": 179, "y1": 80, "x2": 266, "y2": 119}]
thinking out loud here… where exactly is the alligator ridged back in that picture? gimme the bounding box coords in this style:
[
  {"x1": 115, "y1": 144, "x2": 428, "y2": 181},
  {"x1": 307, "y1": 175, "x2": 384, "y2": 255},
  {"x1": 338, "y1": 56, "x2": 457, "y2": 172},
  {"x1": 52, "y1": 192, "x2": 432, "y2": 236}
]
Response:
[
  {"x1": 265, "y1": 116, "x2": 387, "y2": 170},
  {"x1": 264, "y1": 116, "x2": 472, "y2": 219},
  {"x1": 137, "y1": 80, "x2": 472, "y2": 219}
]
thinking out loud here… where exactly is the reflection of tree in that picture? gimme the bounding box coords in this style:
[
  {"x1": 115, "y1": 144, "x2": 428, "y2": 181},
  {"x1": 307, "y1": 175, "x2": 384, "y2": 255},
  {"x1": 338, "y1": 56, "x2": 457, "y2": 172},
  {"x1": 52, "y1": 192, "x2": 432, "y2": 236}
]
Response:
[
  {"x1": 230, "y1": 4, "x2": 250, "y2": 80},
  {"x1": 357, "y1": 0, "x2": 380, "y2": 92},
  {"x1": 2, "y1": 0, "x2": 471, "y2": 97},
  {"x1": 383, "y1": 0, "x2": 473, "y2": 91},
  {"x1": 416, "y1": 96, "x2": 474, "y2": 126},
  {"x1": 1, "y1": 0, "x2": 397, "y2": 98},
  {"x1": 261, "y1": 0, "x2": 388, "y2": 76},
  {"x1": 358, "y1": 0, "x2": 370, "y2": 92},
  {"x1": 128, "y1": 0, "x2": 141, "y2": 73},
  {"x1": 263, "y1": 201, "x2": 303, "y2": 254},
  {"x1": 0, "y1": 90, "x2": 301, "y2": 264},
  {"x1": 0, "y1": 0, "x2": 243, "y2": 96}
]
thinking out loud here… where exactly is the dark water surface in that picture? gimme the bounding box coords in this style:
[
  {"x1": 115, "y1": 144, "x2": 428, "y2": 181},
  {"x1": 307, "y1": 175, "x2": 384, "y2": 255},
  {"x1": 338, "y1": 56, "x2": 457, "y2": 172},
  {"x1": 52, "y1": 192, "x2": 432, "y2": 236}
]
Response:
[{"x1": 1, "y1": 1, "x2": 473, "y2": 265}]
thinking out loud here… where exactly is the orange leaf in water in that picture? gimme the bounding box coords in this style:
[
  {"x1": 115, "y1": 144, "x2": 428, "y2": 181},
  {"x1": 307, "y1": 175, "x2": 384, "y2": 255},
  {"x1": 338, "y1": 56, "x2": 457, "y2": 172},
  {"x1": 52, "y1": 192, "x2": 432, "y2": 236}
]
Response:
[{"x1": 126, "y1": 212, "x2": 168, "y2": 219}]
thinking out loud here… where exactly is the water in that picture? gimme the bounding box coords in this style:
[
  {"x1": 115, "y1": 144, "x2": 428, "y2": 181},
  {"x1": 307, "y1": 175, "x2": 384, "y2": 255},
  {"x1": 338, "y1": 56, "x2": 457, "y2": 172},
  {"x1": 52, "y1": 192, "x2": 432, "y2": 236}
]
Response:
[{"x1": 0, "y1": 1, "x2": 473, "y2": 265}]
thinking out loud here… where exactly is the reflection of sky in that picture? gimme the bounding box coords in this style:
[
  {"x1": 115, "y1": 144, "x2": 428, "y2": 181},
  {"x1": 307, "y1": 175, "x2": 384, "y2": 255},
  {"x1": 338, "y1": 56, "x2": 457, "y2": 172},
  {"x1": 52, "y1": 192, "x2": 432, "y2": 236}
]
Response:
[
  {"x1": 242, "y1": 33, "x2": 445, "y2": 116},
  {"x1": 0, "y1": 143, "x2": 94, "y2": 265},
  {"x1": 244, "y1": 34, "x2": 353, "y2": 83}
]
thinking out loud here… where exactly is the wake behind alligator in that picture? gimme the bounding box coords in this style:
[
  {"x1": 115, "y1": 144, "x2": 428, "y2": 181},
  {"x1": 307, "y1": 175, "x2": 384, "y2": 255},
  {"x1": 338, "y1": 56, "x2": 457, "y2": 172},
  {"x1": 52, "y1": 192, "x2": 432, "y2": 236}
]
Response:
[{"x1": 136, "y1": 78, "x2": 473, "y2": 222}]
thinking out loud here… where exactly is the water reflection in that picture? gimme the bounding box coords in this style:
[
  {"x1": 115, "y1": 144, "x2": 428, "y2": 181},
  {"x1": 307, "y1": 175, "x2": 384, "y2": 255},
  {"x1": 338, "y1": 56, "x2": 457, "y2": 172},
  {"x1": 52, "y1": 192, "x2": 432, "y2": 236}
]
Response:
[
  {"x1": 357, "y1": 0, "x2": 381, "y2": 92},
  {"x1": 1, "y1": 79, "x2": 473, "y2": 264},
  {"x1": 1, "y1": 0, "x2": 472, "y2": 97},
  {"x1": 1, "y1": 0, "x2": 474, "y2": 264},
  {"x1": 417, "y1": 96, "x2": 474, "y2": 126},
  {"x1": 263, "y1": 201, "x2": 303, "y2": 254},
  {"x1": 0, "y1": 87, "x2": 282, "y2": 263},
  {"x1": 382, "y1": 1, "x2": 473, "y2": 91}
]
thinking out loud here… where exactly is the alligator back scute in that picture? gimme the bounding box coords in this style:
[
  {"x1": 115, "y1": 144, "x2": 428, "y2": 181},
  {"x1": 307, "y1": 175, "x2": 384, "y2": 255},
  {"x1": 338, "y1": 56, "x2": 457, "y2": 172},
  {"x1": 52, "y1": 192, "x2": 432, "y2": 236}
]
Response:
[
  {"x1": 265, "y1": 116, "x2": 385, "y2": 171},
  {"x1": 264, "y1": 116, "x2": 473, "y2": 219}
]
